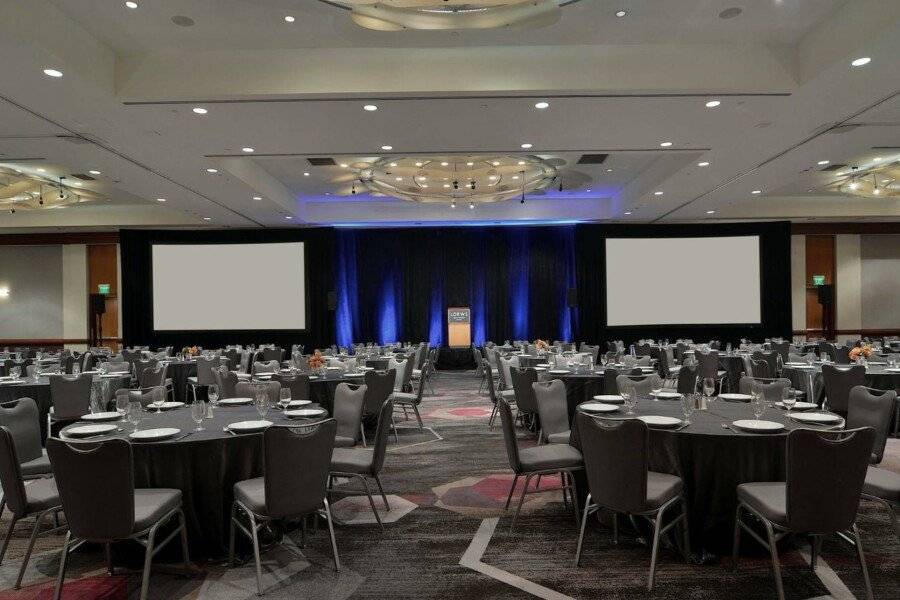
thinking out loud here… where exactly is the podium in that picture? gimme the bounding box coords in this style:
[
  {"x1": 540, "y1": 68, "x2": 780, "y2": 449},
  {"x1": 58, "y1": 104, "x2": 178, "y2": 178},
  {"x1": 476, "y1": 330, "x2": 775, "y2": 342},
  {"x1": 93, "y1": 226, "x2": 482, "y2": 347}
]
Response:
[{"x1": 447, "y1": 307, "x2": 471, "y2": 348}]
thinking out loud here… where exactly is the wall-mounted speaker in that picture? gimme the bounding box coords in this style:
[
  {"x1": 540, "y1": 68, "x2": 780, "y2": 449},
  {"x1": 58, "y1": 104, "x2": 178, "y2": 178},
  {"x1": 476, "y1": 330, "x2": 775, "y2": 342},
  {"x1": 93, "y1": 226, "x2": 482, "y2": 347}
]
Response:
[{"x1": 89, "y1": 293, "x2": 107, "y2": 315}]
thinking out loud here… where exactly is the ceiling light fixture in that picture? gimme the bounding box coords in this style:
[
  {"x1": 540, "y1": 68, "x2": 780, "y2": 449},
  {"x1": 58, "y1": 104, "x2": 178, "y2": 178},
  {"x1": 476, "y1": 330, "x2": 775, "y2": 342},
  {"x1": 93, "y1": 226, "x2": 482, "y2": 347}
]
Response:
[
  {"x1": 202, "y1": 217, "x2": 211, "y2": 221},
  {"x1": 534, "y1": 101, "x2": 549, "y2": 109},
  {"x1": 615, "y1": 10, "x2": 627, "y2": 17},
  {"x1": 303, "y1": 172, "x2": 310, "y2": 176},
  {"x1": 381, "y1": 145, "x2": 393, "y2": 151},
  {"x1": 206, "y1": 168, "x2": 218, "y2": 173},
  {"x1": 751, "y1": 189, "x2": 762, "y2": 194},
  {"x1": 363, "y1": 104, "x2": 378, "y2": 111},
  {"x1": 706, "y1": 210, "x2": 716, "y2": 214},
  {"x1": 192, "y1": 107, "x2": 208, "y2": 114},
  {"x1": 285, "y1": 215, "x2": 293, "y2": 219},
  {"x1": 469, "y1": 202, "x2": 475, "y2": 210},
  {"x1": 850, "y1": 57, "x2": 871, "y2": 67},
  {"x1": 125, "y1": 1, "x2": 138, "y2": 8},
  {"x1": 653, "y1": 191, "x2": 664, "y2": 196},
  {"x1": 156, "y1": 198, "x2": 166, "y2": 202},
  {"x1": 340, "y1": 163, "x2": 349, "y2": 168},
  {"x1": 705, "y1": 100, "x2": 721, "y2": 108},
  {"x1": 252, "y1": 196, "x2": 262, "y2": 200},
  {"x1": 521, "y1": 143, "x2": 533, "y2": 149},
  {"x1": 36, "y1": 168, "x2": 46, "y2": 173},
  {"x1": 817, "y1": 160, "x2": 830, "y2": 165},
  {"x1": 659, "y1": 141, "x2": 673, "y2": 147},
  {"x1": 42, "y1": 68, "x2": 63, "y2": 78},
  {"x1": 242, "y1": 147, "x2": 255, "y2": 153},
  {"x1": 88, "y1": 170, "x2": 101, "y2": 175},
  {"x1": 284, "y1": 15, "x2": 295, "y2": 23},
  {"x1": 606, "y1": 168, "x2": 613, "y2": 172},
  {"x1": 440, "y1": 162, "x2": 449, "y2": 166},
  {"x1": 697, "y1": 162, "x2": 710, "y2": 167},
  {"x1": 624, "y1": 211, "x2": 632, "y2": 215}
]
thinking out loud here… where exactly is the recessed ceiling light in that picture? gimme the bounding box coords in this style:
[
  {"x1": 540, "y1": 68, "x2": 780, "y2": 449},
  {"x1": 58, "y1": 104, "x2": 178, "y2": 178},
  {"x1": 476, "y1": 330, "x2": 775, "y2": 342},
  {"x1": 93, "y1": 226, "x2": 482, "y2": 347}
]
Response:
[
  {"x1": 488, "y1": 175, "x2": 498, "y2": 180},
  {"x1": 706, "y1": 210, "x2": 716, "y2": 214},
  {"x1": 653, "y1": 191, "x2": 664, "y2": 196},
  {"x1": 624, "y1": 211, "x2": 632, "y2": 215},
  {"x1": 339, "y1": 163, "x2": 348, "y2": 168},
  {"x1": 697, "y1": 161, "x2": 710, "y2": 167},
  {"x1": 363, "y1": 104, "x2": 378, "y2": 111},
  {"x1": 705, "y1": 100, "x2": 721, "y2": 108},
  {"x1": 389, "y1": 162, "x2": 397, "y2": 167},
  {"x1": 751, "y1": 189, "x2": 762, "y2": 194},
  {"x1": 36, "y1": 168, "x2": 46, "y2": 173},
  {"x1": 42, "y1": 68, "x2": 63, "y2": 78},
  {"x1": 284, "y1": 15, "x2": 295, "y2": 23},
  {"x1": 285, "y1": 215, "x2": 293, "y2": 219},
  {"x1": 381, "y1": 145, "x2": 393, "y2": 151},
  {"x1": 395, "y1": 177, "x2": 403, "y2": 181},
  {"x1": 440, "y1": 161, "x2": 449, "y2": 166},
  {"x1": 202, "y1": 217, "x2": 211, "y2": 221},
  {"x1": 73, "y1": 182, "x2": 82, "y2": 187},
  {"x1": 242, "y1": 147, "x2": 255, "y2": 153},
  {"x1": 606, "y1": 168, "x2": 613, "y2": 172},
  {"x1": 534, "y1": 101, "x2": 550, "y2": 109},
  {"x1": 467, "y1": 162, "x2": 474, "y2": 166},
  {"x1": 851, "y1": 57, "x2": 871, "y2": 67},
  {"x1": 517, "y1": 161, "x2": 526, "y2": 165},
  {"x1": 443, "y1": 183, "x2": 450, "y2": 188},
  {"x1": 88, "y1": 170, "x2": 101, "y2": 175},
  {"x1": 512, "y1": 175, "x2": 520, "y2": 180},
  {"x1": 303, "y1": 172, "x2": 310, "y2": 176},
  {"x1": 192, "y1": 107, "x2": 208, "y2": 115},
  {"x1": 468, "y1": 202, "x2": 475, "y2": 210},
  {"x1": 156, "y1": 198, "x2": 166, "y2": 202},
  {"x1": 252, "y1": 196, "x2": 262, "y2": 200},
  {"x1": 615, "y1": 10, "x2": 627, "y2": 17},
  {"x1": 421, "y1": 184, "x2": 428, "y2": 188},
  {"x1": 125, "y1": 1, "x2": 138, "y2": 8},
  {"x1": 521, "y1": 143, "x2": 533, "y2": 149},
  {"x1": 206, "y1": 168, "x2": 218, "y2": 173},
  {"x1": 586, "y1": 189, "x2": 592, "y2": 192},
  {"x1": 415, "y1": 162, "x2": 423, "y2": 167},
  {"x1": 817, "y1": 160, "x2": 830, "y2": 165},
  {"x1": 659, "y1": 141, "x2": 673, "y2": 147},
  {"x1": 492, "y1": 161, "x2": 501, "y2": 166}
]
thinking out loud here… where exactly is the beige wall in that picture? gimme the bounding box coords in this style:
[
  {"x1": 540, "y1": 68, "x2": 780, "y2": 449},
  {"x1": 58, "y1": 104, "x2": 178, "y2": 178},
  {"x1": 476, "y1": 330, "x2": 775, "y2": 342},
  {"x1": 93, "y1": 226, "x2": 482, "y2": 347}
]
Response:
[
  {"x1": 790, "y1": 235, "x2": 806, "y2": 332},
  {"x1": 61, "y1": 244, "x2": 89, "y2": 351}
]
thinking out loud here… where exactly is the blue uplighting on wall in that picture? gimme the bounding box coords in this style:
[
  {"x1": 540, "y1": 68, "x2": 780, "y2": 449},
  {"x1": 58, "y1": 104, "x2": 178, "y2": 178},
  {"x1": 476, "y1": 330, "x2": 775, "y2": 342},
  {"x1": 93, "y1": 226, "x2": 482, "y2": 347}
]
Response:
[
  {"x1": 509, "y1": 228, "x2": 530, "y2": 340},
  {"x1": 471, "y1": 240, "x2": 487, "y2": 346},
  {"x1": 334, "y1": 231, "x2": 359, "y2": 348},
  {"x1": 428, "y1": 281, "x2": 443, "y2": 347},
  {"x1": 378, "y1": 263, "x2": 400, "y2": 344},
  {"x1": 558, "y1": 226, "x2": 578, "y2": 343}
]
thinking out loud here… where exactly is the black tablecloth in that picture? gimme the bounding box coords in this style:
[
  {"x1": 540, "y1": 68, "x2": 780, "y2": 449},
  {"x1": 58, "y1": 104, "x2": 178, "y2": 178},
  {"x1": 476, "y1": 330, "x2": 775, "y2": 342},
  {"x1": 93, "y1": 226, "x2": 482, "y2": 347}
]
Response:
[
  {"x1": 59, "y1": 404, "x2": 329, "y2": 557},
  {"x1": 435, "y1": 347, "x2": 476, "y2": 371},
  {"x1": 570, "y1": 398, "x2": 845, "y2": 555},
  {"x1": 165, "y1": 361, "x2": 198, "y2": 404}
]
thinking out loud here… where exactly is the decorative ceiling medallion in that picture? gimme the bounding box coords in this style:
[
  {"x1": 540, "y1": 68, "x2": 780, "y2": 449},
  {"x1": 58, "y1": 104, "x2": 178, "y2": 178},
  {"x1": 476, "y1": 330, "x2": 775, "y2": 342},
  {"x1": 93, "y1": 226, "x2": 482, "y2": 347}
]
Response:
[
  {"x1": 830, "y1": 162, "x2": 899, "y2": 199},
  {"x1": 319, "y1": 1, "x2": 580, "y2": 31},
  {"x1": 0, "y1": 167, "x2": 102, "y2": 212},
  {"x1": 355, "y1": 155, "x2": 558, "y2": 203}
]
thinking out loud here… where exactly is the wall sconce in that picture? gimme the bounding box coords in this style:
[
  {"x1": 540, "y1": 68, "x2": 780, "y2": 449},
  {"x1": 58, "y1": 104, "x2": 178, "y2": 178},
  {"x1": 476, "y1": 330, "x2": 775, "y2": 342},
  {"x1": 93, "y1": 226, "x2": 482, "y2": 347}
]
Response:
[{"x1": 0, "y1": 286, "x2": 9, "y2": 299}]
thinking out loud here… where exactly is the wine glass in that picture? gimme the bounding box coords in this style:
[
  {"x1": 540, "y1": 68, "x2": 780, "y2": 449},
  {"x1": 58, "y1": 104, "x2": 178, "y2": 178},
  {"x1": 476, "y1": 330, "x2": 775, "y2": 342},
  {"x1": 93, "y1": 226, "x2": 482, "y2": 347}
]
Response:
[
  {"x1": 751, "y1": 391, "x2": 766, "y2": 423},
  {"x1": 191, "y1": 400, "x2": 206, "y2": 431},
  {"x1": 207, "y1": 384, "x2": 219, "y2": 408},
  {"x1": 10, "y1": 366, "x2": 20, "y2": 381},
  {"x1": 681, "y1": 394, "x2": 695, "y2": 425},
  {"x1": 782, "y1": 386, "x2": 796, "y2": 414},
  {"x1": 702, "y1": 378, "x2": 716, "y2": 403},
  {"x1": 127, "y1": 400, "x2": 142, "y2": 432},
  {"x1": 72, "y1": 363, "x2": 81, "y2": 376},
  {"x1": 279, "y1": 387, "x2": 291, "y2": 409},
  {"x1": 255, "y1": 390, "x2": 270, "y2": 419},
  {"x1": 621, "y1": 385, "x2": 635, "y2": 415},
  {"x1": 116, "y1": 391, "x2": 130, "y2": 415}
]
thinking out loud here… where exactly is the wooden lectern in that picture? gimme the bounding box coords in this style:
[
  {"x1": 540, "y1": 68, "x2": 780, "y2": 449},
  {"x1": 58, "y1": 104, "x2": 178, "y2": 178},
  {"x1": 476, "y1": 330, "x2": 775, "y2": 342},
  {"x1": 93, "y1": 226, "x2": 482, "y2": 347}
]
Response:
[{"x1": 447, "y1": 307, "x2": 471, "y2": 348}]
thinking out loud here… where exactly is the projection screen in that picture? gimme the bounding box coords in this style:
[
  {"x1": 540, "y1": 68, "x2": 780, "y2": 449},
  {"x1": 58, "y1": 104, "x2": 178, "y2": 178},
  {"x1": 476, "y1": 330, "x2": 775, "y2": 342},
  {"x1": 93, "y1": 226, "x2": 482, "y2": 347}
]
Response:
[
  {"x1": 152, "y1": 242, "x2": 306, "y2": 331},
  {"x1": 605, "y1": 236, "x2": 761, "y2": 326}
]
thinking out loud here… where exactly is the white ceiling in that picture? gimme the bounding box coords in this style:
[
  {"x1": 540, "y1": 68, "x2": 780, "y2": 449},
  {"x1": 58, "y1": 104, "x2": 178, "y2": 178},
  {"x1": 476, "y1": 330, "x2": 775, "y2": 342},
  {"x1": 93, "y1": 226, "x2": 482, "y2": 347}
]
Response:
[{"x1": 0, "y1": 0, "x2": 898, "y2": 231}]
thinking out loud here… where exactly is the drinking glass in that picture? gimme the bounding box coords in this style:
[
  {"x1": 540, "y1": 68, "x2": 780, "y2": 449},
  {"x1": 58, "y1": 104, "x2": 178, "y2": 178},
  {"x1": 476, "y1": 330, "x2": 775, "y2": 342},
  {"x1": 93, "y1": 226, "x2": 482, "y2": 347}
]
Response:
[
  {"x1": 72, "y1": 364, "x2": 81, "y2": 376},
  {"x1": 782, "y1": 386, "x2": 796, "y2": 414},
  {"x1": 702, "y1": 378, "x2": 715, "y2": 402},
  {"x1": 10, "y1": 366, "x2": 20, "y2": 381},
  {"x1": 279, "y1": 387, "x2": 291, "y2": 409},
  {"x1": 751, "y1": 392, "x2": 766, "y2": 423},
  {"x1": 116, "y1": 391, "x2": 130, "y2": 415},
  {"x1": 127, "y1": 401, "x2": 142, "y2": 432},
  {"x1": 255, "y1": 389, "x2": 270, "y2": 419},
  {"x1": 191, "y1": 401, "x2": 206, "y2": 431},
  {"x1": 621, "y1": 385, "x2": 635, "y2": 415},
  {"x1": 681, "y1": 394, "x2": 695, "y2": 425}
]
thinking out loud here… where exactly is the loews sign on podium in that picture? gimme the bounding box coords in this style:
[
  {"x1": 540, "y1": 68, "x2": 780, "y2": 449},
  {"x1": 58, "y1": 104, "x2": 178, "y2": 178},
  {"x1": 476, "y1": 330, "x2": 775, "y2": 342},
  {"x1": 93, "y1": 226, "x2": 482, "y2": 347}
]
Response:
[{"x1": 447, "y1": 307, "x2": 471, "y2": 348}]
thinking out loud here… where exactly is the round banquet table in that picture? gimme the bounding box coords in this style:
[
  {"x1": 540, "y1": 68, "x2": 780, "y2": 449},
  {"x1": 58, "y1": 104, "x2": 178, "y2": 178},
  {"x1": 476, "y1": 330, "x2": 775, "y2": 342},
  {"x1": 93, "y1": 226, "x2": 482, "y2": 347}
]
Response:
[
  {"x1": 59, "y1": 404, "x2": 330, "y2": 558},
  {"x1": 234, "y1": 371, "x2": 367, "y2": 415},
  {"x1": 781, "y1": 363, "x2": 900, "y2": 402},
  {"x1": 570, "y1": 398, "x2": 848, "y2": 556}
]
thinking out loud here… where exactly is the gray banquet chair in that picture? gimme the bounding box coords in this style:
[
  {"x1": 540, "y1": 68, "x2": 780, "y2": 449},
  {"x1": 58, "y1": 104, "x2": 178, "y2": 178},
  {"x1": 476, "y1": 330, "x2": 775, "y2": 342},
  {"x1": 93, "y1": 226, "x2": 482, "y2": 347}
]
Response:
[
  {"x1": 574, "y1": 413, "x2": 688, "y2": 590},
  {"x1": 738, "y1": 377, "x2": 792, "y2": 403},
  {"x1": 187, "y1": 356, "x2": 224, "y2": 401},
  {"x1": 115, "y1": 386, "x2": 165, "y2": 410},
  {"x1": 821, "y1": 364, "x2": 867, "y2": 415},
  {"x1": 257, "y1": 347, "x2": 284, "y2": 363},
  {"x1": 769, "y1": 341, "x2": 791, "y2": 364},
  {"x1": 0, "y1": 427, "x2": 64, "y2": 589},
  {"x1": 676, "y1": 364, "x2": 699, "y2": 395},
  {"x1": 497, "y1": 398, "x2": 582, "y2": 532},
  {"x1": 47, "y1": 437, "x2": 190, "y2": 600},
  {"x1": 615, "y1": 374, "x2": 663, "y2": 400},
  {"x1": 329, "y1": 399, "x2": 394, "y2": 529},
  {"x1": 695, "y1": 350, "x2": 729, "y2": 392},
  {"x1": 751, "y1": 351, "x2": 779, "y2": 378},
  {"x1": 846, "y1": 386, "x2": 900, "y2": 540},
  {"x1": 271, "y1": 373, "x2": 311, "y2": 401},
  {"x1": 236, "y1": 381, "x2": 281, "y2": 405},
  {"x1": 0, "y1": 398, "x2": 52, "y2": 484},
  {"x1": 510, "y1": 367, "x2": 539, "y2": 427},
  {"x1": 103, "y1": 361, "x2": 131, "y2": 374},
  {"x1": 733, "y1": 427, "x2": 876, "y2": 600},
  {"x1": 230, "y1": 419, "x2": 339, "y2": 594},
  {"x1": 532, "y1": 379, "x2": 571, "y2": 445},
  {"x1": 252, "y1": 360, "x2": 280, "y2": 376},
  {"x1": 332, "y1": 383, "x2": 367, "y2": 448},
  {"x1": 484, "y1": 362, "x2": 507, "y2": 430},
  {"x1": 47, "y1": 374, "x2": 94, "y2": 435},
  {"x1": 361, "y1": 369, "x2": 395, "y2": 445},
  {"x1": 391, "y1": 362, "x2": 430, "y2": 434},
  {"x1": 213, "y1": 366, "x2": 239, "y2": 399}
]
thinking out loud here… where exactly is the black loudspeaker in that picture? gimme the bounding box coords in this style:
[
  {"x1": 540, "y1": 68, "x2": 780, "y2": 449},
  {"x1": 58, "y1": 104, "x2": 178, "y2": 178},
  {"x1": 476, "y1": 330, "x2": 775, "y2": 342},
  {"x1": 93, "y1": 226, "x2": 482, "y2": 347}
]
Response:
[
  {"x1": 326, "y1": 291, "x2": 337, "y2": 311},
  {"x1": 89, "y1": 294, "x2": 107, "y2": 315},
  {"x1": 566, "y1": 288, "x2": 578, "y2": 308},
  {"x1": 817, "y1": 284, "x2": 834, "y2": 306}
]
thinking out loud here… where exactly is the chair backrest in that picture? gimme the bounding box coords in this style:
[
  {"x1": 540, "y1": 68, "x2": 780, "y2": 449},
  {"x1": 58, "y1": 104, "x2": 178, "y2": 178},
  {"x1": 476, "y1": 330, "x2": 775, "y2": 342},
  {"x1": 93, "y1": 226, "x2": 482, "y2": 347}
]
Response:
[
  {"x1": 751, "y1": 351, "x2": 778, "y2": 377},
  {"x1": 821, "y1": 364, "x2": 867, "y2": 414},
  {"x1": 363, "y1": 369, "x2": 395, "y2": 415},
  {"x1": 499, "y1": 356, "x2": 517, "y2": 390},
  {"x1": 263, "y1": 419, "x2": 336, "y2": 518},
  {"x1": 532, "y1": 379, "x2": 569, "y2": 438},
  {"x1": 236, "y1": 381, "x2": 281, "y2": 404},
  {"x1": 496, "y1": 398, "x2": 521, "y2": 473},
  {"x1": 271, "y1": 373, "x2": 311, "y2": 400},
  {"x1": 817, "y1": 341, "x2": 836, "y2": 360},
  {"x1": 46, "y1": 437, "x2": 136, "y2": 540},
  {"x1": 332, "y1": 383, "x2": 367, "y2": 442},
  {"x1": 738, "y1": 376, "x2": 791, "y2": 402},
  {"x1": 223, "y1": 349, "x2": 241, "y2": 369},
  {"x1": 370, "y1": 399, "x2": 394, "y2": 474},
  {"x1": 602, "y1": 367, "x2": 621, "y2": 394},
  {"x1": 846, "y1": 386, "x2": 897, "y2": 464},
  {"x1": 635, "y1": 343, "x2": 653, "y2": 357},
  {"x1": 0, "y1": 427, "x2": 29, "y2": 517},
  {"x1": 676, "y1": 364, "x2": 698, "y2": 394},
  {"x1": 785, "y1": 427, "x2": 874, "y2": 533},
  {"x1": 387, "y1": 358, "x2": 407, "y2": 391},
  {"x1": 138, "y1": 364, "x2": 167, "y2": 388},
  {"x1": 577, "y1": 413, "x2": 648, "y2": 514},
  {"x1": 252, "y1": 360, "x2": 280, "y2": 375},
  {"x1": 259, "y1": 347, "x2": 284, "y2": 363},
  {"x1": 213, "y1": 366, "x2": 238, "y2": 399},
  {"x1": 196, "y1": 357, "x2": 222, "y2": 385},
  {"x1": 580, "y1": 344, "x2": 600, "y2": 362},
  {"x1": 509, "y1": 367, "x2": 539, "y2": 413},
  {"x1": 615, "y1": 374, "x2": 662, "y2": 398},
  {"x1": 48, "y1": 374, "x2": 94, "y2": 420},
  {"x1": 674, "y1": 343, "x2": 688, "y2": 364},
  {"x1": 694, "y1": 351, "x2": 720, "y2": 379},
  {"x1": 105, "y1": 361, "x2": 130, "y2": 373},
  {"x1": 0, "y1": 398, "x2": 44, "y2": 464},
  {"x1": 483, "y1": 361, "x2": 499, "y2": 405},
  {"x1": 833, "y1": 346, "x2": 851, "y2": 365},
  {"x1": 750, "y1": 358, "x2": 772, "y2": 379},
  {"x1": 770, "y1": 341, "x2": 791, "y2": 362}
]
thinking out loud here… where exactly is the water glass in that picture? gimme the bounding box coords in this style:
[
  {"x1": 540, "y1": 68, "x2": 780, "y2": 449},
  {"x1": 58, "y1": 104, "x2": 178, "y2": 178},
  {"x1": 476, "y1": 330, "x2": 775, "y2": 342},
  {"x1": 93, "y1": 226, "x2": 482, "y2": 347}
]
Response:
[
  {"x1": 116, "y1": 392, "x2": 130, "y2": 415},
  {"x1": 10, "y1": 366, "x2": 20, "y2": 380},
  {"x1": 702, "y1": 378, "x2": 715, "y2": 402},
  {"x1": 255, "y1": 391, "x2": 270, "y2": 419},
  {"x1": 207, "y1": 384, "x2": 219, "y2": 406},
  {"x1": 72, "y1": 364, "x2": 81, "y2": 376},
  {"x1": 752, "y1": 392, "x2": 766, "y2": 422},
  {"x1": 621, "y1": 386, "x2": 635, "y2": 415},
  {"x1": 191, "y1": 401, "x2": 206, "y2": 431},
  {"x1": 681, "y1": 394, "x2": 695, "y2": 425},
  {"x1": 279, "y1": 387, "x2": 291, "y2": 408},
  {"x1": 127, "y1": 401, "x2": 143, "y2": 432},
  {"x1": 782, "y1": 386, "x2": 796, "y2": 414}
]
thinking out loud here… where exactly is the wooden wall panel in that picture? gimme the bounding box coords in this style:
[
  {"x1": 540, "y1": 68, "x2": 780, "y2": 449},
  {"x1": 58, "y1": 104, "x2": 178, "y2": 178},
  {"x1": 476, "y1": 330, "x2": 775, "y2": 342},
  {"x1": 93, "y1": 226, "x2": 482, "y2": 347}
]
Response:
[
  {"x1": 87, "y1": 244, "x2": 120, "y2": 349},
  {"x1": 804, "y1": 235, "x2": 835, "y2": 333}
]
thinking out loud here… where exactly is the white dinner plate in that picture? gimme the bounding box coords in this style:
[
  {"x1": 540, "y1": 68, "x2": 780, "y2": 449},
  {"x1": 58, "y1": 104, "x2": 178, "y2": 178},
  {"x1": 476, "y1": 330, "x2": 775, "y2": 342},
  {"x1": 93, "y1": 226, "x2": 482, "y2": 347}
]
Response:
[
  {"x1": 308, "y1": 375, "x2": 320, "y2": 380},
  {"x1": 593, "y1": 394, "x2": 624, "y2": 404},
  {"x1": 101, "y1": 373, "x2": 130, "y2": 378},
  {"x1": 344, "y1": 372, "x2": 365, "y2": 378},
  {"x1": 884, "y1": 367, "x2": 900, "y2": 373},
  {"x1": 640, "y1": 367, "x2": 657, "y2": 372},
  {"x1": 65, "y1": 423, "x2": 118, "y2": 438},
  {"x1": 218, "y1": 397, "x2": 253, "y2": 406},
  {"x1": 790, "y1": 412, "x2": 843, "y2": 425},
  {"x1": 533, "y1": 366, "x2": 548, "y2": 371},
  {"x1": 579, "y1": 402, "x2": 619, "y2": 413},
  {"x1": 719, "y1": 393, "x2": 752, "y2": 402},
  {"x1": 732, "y1": 419, "x2": 785, "y2": 433},
  {"x1": 637, "y1": 415, "x2": 682, "y2": 429},
  {"x1": 227, "y1": 420, "x2": 272, "y2": 434},
  {"x1": 866, "y1": 361, "x2": 887, "y2": 366},
  {"x1": 548, "y1": 369, "x2": 571, "y2": 375},
  {"x1": 286, "y1": 400, "x2": 312, "y2": 408},
  {"x1": 80, "y1": 411, "x2": 122, "y2": 422},
  {"x1": 254, "y1": 374, "x2": 274, "y2": 379},
  {"x1": 150, "y1": 402, "x2": 185, "y2": 410},
  {"x1": 784, "y1": 362, "x2": 812, "y2": 367},
  {"x1": 774, "y1": 401, "x2": 817, "y2": 411},
  {"x1": 129, "y1": 427, "x2": 180, "y2": 442},
  {"x1": 791, "y1": 365, "x2": 817, "y2": 370},
  {"x1": 234, "y1": 372, "x2": 251, "y2": 378},
  {"x1": 536, "y1": 363, "x2": 551, "y2": 368},
  {"x1": 0, "y1": 380, "x2": 24, "y2": 386},
  {"x1": 359, "y1": 366, "x2": 374, "y2": 371},
  {"x1": 80, "y1": 370, "x2": 100, "y2": 375},
  {"x1": 284, "y1": 408, "x2": 327, "y2": 419},
  {"x1": 650, "y1": 390, "x2": 682, "y2": 399}
]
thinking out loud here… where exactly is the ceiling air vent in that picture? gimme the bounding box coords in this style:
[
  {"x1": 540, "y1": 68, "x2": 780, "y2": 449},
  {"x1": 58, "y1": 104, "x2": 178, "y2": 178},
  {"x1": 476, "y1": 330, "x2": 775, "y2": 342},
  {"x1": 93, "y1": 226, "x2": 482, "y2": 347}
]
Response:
[
  {"x1": 69, "y1": 173, "x2": 97, "y2": 181},
  {"x1": 307, "y1": 157, "x2": 336, "y2": 166},
  {"x1": 819, "y1": 164, "x2": 846, "y2": 172},
  {"x1": 577, "y1": 154, "x2": 609, "y2": 165}
]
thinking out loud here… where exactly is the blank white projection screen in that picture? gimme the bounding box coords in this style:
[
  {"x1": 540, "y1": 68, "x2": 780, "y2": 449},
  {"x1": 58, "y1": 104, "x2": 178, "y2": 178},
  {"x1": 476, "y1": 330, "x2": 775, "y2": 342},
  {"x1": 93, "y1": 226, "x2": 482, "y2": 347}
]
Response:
[
  {"x1": 152, "y1": 242, "x2": 306, "y2": 330},
  {"x1": 605, "y1": 237, "x2": 761, "y2": 326}
]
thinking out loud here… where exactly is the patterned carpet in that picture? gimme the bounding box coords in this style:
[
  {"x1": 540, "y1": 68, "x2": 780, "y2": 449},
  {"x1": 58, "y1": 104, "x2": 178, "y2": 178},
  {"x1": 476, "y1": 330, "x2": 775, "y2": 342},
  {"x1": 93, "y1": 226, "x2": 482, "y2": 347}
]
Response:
[{"x1": 0, "y1": 371, "x2": 897, "y2": 599}]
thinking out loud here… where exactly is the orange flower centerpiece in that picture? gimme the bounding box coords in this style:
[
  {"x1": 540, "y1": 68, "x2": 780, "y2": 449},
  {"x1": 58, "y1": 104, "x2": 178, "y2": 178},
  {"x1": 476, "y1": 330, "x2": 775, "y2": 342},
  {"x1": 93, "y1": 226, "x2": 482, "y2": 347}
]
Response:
[
  {"x1": 181, "y1": 345, "x2": 199, "y2": 357},
  {"x1": 307, "y1": 350, "x2": 326, "y2": 370},
  {"x1": 849, "y1": 345, "x2": 873, "y2": 362},
  {"x1": 534, "y1": 339, "x2": 549, "y2": 351}
]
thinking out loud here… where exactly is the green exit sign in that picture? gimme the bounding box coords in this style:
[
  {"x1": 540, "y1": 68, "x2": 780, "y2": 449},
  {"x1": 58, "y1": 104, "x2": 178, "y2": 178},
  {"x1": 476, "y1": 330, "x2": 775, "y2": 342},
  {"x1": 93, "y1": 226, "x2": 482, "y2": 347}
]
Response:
[
  {"x1": 97, "y1": 283, "x2": 111, "y2": 295},
  {"x1": 812, "y1": 275, "x2": 825, "y2": 286}
]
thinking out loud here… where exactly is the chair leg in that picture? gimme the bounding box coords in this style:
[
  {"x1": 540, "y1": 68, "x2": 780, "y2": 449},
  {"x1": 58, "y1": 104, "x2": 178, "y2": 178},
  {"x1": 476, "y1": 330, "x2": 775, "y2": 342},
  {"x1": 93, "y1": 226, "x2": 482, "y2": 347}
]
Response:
[
  {"x1": 178, "y1": 510, "x2": 191, "y2": 569},
  {"x1": 374, "y1": 475, "x2": 390, "y2": 511},
  {"x1": 510, "y1": 474, "x2": 532, "y2": 532},
  {"x1": 323, "y1": 499, "x2": 340, "y2": 572},
  {"x1": 15, "y1": 512, "x2": 45, "y2": 588},
  {"x1": 247, "y1": 512, "x2": 264, "y2": 596},
  {"x1": 0, "y1": 496, "x2": 5, "y2": 520},
  {"x1": 105, "y1": 542, "x2": 114, "y2": 575},
  {"x1": 574, "y1": 494, "x2": 592, "y2": 567},
  {"x1": 360, "y1": 423, "x2": 367, "y2": 447},
  {"x1": 732, "y1": 504, "x2": 742, "y2": 571},
  {"x1": 53, "y1": 531, "x2": 72, "y2": 600},
  {"x1": 412, "y1": 405, "x2": 425, "y2": 430},
  {"x1": 851, "y1": 523, "x2": 874, "y2": 600},
  {"x1": 763, "y1": 519, "x2": 785, "y2": 600},
  {"x1": 0, "y1": 516, "x2": 17, "y2": 565},
  {"x1": 391, "y1": 417, "x2": 399, "y2": 444},
  {"x1": 681, "y1": 499, "x2": 691, "y2": 562},
  {"x1": 504, "y1": 474, "x2": 519, "y2": 511},
  {"x1": 488, "y1": 404, "x2": 498, "y2": 429},
  {"x1": 647, "y1": 508, "x2": 664, "y2": 591},
  {"x1": 612, "y1": 512, "x2": 618, "y2": 545},
  {"x1": 140, "y1": 523, "x2": 159, "y2": 600},
  {"x1": 809, "y1": 535, "x2": 819, "y2": 572},
  {"x1": 361, "y1": 476, "x2": 384, "y2": 531}
]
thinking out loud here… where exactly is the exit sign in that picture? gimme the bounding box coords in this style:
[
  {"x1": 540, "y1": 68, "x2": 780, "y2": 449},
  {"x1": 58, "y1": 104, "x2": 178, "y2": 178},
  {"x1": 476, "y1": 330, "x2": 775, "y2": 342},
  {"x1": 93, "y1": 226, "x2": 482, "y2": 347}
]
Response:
[
  {"x1": 812, "y1": 275, "x2": 825, "y2": 286},
  {"x1": 98, "y1": 283, "x2": 111, "y2": 295}
]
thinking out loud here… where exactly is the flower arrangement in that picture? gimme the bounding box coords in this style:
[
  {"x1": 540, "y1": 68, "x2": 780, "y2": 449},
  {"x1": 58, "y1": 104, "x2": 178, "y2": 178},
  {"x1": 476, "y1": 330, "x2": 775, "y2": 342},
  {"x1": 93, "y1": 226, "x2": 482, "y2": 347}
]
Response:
[
  {"x1": 181, "y1": 345, "x2": 199, "y2": 357},
  {"x1": 534, "y1": 339, "x2": 549, "y2": 350},
  {"x1": 307, "y1": 350, "x2": 326, "y2": 370},
  {"x1": 849, "y1": 345, "x2": 873, "y2": 361}
]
